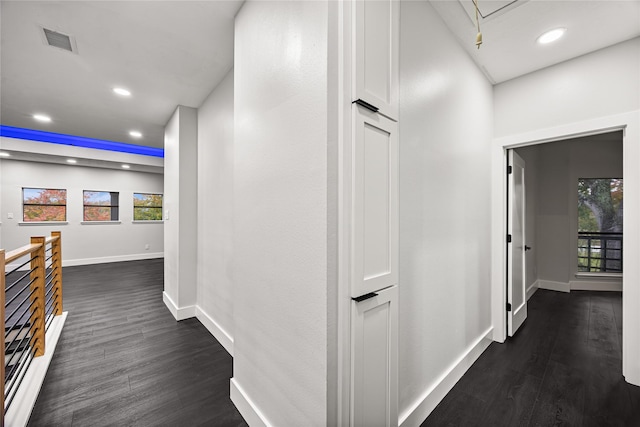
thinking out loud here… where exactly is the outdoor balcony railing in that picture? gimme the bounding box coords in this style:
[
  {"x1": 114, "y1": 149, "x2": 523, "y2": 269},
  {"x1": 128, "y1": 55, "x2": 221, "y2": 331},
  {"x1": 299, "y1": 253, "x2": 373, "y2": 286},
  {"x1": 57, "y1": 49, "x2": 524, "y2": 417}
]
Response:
[{"x1": 578, "y1": 231, "x2": 622, "y2": 273}]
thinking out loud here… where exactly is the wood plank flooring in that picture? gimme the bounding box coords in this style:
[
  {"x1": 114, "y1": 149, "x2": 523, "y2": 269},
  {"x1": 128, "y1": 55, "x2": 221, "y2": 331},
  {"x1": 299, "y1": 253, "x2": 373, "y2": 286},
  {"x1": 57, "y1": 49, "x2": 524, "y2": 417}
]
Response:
[
  {"x1": 423, "y1": 289, "x2": 640, "y2": 427},
  {"x1": 27, "y1": 259, "x2": 247, "y2": 427}
]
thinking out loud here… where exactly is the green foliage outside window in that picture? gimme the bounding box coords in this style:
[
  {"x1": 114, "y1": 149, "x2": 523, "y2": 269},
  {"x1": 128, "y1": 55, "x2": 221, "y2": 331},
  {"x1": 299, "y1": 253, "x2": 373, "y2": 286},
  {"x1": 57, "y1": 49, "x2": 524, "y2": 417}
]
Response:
[{"x1": 133, "y1": 193, "x2": 163, "y2": 221}]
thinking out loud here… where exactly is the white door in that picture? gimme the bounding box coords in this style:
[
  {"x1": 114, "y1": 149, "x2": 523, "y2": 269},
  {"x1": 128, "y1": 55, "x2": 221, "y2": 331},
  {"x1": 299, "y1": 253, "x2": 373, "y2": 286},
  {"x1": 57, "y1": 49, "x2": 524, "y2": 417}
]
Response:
[
  {"x1": 354, "y1": 0, "x2": 399, "y2": 120},
  {"x1": 508, "y1": 150, "x2": 527, "y2": 336},
  {"x1": 351, "y1": 105, "x2": 399, "y2": 298},
  {"x1": 351, "y1": 285, "x2": 398, "y2": 427}
]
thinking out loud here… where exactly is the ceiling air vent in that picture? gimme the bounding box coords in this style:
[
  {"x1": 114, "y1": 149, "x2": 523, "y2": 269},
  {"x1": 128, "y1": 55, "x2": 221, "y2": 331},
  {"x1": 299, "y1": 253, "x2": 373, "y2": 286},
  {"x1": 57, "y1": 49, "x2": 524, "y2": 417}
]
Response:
[{"x1": 42, "y1": 27, "x2": 76, "y2": 53}]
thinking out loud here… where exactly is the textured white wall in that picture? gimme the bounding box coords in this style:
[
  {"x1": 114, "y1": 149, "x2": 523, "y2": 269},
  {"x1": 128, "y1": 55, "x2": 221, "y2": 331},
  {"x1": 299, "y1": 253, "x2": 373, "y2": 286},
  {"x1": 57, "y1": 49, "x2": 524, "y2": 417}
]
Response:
[
  {"x1": 494, "y1": 37, "x2": 640, "y2": 137},
  {"x1": 0, "y1": 159, "x2": 163, "y2": 264},
  {"x1": 196, "y1": 69, "x2": 235, "y2": 351},
  {"x1": 231, "y1": 1, "x2": 329, "y2": 426},
  {"x1": 399, "y1": 0, "x2": 493, "y2": 421}
]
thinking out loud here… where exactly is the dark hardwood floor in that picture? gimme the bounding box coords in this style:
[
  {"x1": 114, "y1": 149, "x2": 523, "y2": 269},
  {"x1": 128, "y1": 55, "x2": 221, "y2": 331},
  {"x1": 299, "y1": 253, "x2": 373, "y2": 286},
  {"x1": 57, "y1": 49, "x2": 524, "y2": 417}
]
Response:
[
  {"x1": 27, "y1": 259, "x2": 247, "y2": 427},
  {"x1": 27, "y1": 262, "x2": 640, "y2": 426},
  {"x1": 423, "y1": 289, "x2": 640, "y2": 427}
]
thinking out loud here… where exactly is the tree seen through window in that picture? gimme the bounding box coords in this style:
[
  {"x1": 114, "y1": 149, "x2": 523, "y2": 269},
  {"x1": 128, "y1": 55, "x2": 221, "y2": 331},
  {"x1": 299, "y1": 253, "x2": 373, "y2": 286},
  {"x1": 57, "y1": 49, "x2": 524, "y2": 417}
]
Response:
[
  {"x1": 578, "y1": 178, "x2": 622, "y2": 272},
  {"x1": 133, "y1": 193, "x2": 163, "y2": 221}
]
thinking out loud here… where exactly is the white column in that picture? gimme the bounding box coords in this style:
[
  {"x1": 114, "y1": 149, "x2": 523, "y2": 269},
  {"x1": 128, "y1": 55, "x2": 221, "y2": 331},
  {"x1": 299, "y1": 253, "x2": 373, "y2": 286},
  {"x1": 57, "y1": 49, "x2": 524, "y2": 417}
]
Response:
[{"x1": 163, "y1": 105, "x2": 198, "y2": 320}]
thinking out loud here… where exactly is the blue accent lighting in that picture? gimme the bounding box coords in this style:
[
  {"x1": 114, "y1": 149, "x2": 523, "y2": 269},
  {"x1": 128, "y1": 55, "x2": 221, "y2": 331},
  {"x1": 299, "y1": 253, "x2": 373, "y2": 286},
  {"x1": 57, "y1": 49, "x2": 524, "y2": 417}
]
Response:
[{"x1": 0, "y1": 125, "x2": 164, "y2": 158}]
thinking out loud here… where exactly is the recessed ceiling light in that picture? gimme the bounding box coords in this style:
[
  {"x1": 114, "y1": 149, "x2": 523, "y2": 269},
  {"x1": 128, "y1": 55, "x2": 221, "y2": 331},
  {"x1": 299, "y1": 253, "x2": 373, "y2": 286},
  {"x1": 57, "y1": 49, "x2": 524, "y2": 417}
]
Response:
[
  {"x1": 113, "y1": 87, "x2": 131, "y2": 97},
  {"x1": 129, "y1": 130, "x2": 142, "y2": 138},
  {"x1": 0, "y1": 152, "x2": 10, "y2": 157},
  {"x1": 33, "y1": 114, "x2": 52, "y2": 123},
  {"x1": 66, "y1": 159, "x2": 77, "y2": 164},
  {"x1": 121, "y1": 164, "x2": 130, "y2": 169},
  {"x1": 537, "y1": 28, "x2": 566, "y2": 45}
]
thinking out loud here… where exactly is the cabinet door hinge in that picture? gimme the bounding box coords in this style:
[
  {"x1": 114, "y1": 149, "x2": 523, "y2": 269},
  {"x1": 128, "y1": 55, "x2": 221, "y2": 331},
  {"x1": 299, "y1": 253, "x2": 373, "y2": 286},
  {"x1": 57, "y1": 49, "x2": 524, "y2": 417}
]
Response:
[
  {"x1": 506, "y1": 302, "x2": 512, "y2": 311},
  {"x1": 507, "y1": 234, "x2": 512, "y2": 243},
  {"x1": 507, "y1": 165, "x2": 513, "y2": 174}
]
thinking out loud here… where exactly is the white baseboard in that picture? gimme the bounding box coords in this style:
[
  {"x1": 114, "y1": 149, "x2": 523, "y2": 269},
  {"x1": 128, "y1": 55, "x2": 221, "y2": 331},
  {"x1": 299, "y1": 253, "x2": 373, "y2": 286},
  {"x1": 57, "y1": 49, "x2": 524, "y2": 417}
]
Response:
[
  {"x1": 6, "y1": 252, "x2": 164, "y2": 272},
  {"x1": 195, "y1": 306, "x2": 234, "y2": 356},
  {"x1": 6, "y1": 312, "x2": 67, "y2": 427},
  {"x1": 526, "y1": 282, "x2": 539, "y2": 301},
  {"x1": 399, "y1": 327, "x2": 493, "y2": 427},
  {"x1": 537, "y1": 279, "x2": 570, "y2": 293},
  {"x1": 63, "y1": 252, "x2": 164, "y2": 267},
  {"x1": 162, "y1": 291, "x2": 196, "y2": 321},
  {"x1": 230, "y1": 378, "x2": 272, "y2": 427},
  {"x1": 570, "y1": 280, "x2": 622, "y2": 292}
]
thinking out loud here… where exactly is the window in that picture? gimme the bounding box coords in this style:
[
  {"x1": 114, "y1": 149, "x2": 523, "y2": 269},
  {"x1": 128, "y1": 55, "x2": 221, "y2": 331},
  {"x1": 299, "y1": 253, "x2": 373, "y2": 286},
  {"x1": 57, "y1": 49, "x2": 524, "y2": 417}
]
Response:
[
  {"x1": 133, "y1": 193, "x2": 163, "y2": 221},
  {"x1": 22, "y1": 188, "x2": 67, "y2": 222},
  {"x1": 578, "y1": 178, "x2": 623, "y2": 272},
  {"x1": 84, "y1": 190, "x2": 119, "y2": 221}
]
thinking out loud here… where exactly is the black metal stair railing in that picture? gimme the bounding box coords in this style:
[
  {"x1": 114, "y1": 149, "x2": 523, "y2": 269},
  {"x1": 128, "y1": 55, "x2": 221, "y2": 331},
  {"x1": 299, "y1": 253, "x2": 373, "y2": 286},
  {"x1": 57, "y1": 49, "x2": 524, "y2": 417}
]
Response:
[{"x1": 2, "y1": 231, "x2": 62, "y2": 422}]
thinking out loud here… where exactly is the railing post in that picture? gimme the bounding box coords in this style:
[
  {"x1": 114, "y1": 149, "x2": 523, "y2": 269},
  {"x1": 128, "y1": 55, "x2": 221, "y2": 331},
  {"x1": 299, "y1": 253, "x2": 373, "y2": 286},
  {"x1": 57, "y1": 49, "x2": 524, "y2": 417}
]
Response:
[
  {"x1": 1, "y1": 249, "x2": 6, "y2": 426},
  {"x1": 51, "y1": 231, "x2": 63, "y2": 315},
  {"x1": 30, "y1": 237, "x2": 46, "y2": 358}
]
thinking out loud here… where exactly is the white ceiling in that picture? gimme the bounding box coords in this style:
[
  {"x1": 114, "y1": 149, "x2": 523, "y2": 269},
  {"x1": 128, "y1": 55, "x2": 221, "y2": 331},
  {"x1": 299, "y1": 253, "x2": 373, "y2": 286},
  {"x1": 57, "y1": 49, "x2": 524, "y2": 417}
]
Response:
[
  {"x1": 1, "y1": 0, "x2": 243, "y2": 149},
  {"x1": 430, "y1": 0, "x2": 640, "y2": 84},
  {"x1": 0, "y1": 0, "x2": 638, "y2": 152}
]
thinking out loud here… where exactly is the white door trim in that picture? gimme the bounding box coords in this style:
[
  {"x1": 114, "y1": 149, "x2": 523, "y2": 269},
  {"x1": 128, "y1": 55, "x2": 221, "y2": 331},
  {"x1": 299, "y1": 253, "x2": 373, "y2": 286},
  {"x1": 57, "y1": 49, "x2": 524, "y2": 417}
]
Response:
[{"x1": 490, "y1": 110, "x2": 640, "y2": 386}]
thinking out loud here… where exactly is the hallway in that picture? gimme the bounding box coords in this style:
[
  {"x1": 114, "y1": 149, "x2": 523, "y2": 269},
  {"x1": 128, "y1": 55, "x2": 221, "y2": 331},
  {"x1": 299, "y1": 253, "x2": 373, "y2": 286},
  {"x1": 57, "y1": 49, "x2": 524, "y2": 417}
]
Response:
[
  {"x1": 423, "y1": 289, "x2": 640, "y2": 426},
  {"x1": 27, "y1": 259, "x2": 247, "y2": 426}
]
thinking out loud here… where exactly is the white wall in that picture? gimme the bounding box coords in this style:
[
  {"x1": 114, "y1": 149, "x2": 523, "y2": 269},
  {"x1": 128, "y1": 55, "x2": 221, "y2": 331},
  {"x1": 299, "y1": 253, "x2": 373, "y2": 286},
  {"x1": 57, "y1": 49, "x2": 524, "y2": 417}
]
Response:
[
  {"x1": 0, "y1": 159, "x2": 163, "y2": 265},
  {"x1": 492, "y1": 36, "x2": 640, "y2": 384},
  {"x1": 196, "y1": 69, "x2": 235, "y2": 354},
  {"x1": 231, "y1": 1, "x2": 329, "y2": 425},
  {"x1": 494, "y1": 37, "x2": 640, "y2": 137},
  {"x1": 398, "y1": 1, "x2": 494, "y2": 424},
  {"x1": 163, "y1": 105, "x2": 198, "y2": 319}
]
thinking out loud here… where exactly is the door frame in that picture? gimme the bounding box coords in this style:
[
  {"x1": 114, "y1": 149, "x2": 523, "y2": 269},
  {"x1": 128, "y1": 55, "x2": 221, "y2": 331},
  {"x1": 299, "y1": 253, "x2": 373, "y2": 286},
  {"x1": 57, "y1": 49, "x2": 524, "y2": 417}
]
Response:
[{"x1": 490, "y1": 111, "x2": 640, "y2": 386}]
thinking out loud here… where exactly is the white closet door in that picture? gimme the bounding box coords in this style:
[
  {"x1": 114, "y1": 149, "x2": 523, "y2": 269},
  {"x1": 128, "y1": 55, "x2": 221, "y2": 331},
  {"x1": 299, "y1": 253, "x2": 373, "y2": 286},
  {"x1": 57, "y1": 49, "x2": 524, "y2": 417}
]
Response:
[
  {"x1": 352, "y1": 106, "x2": 399, "y2": 298},
  {"x1": 351, "y1": 285, "x2": 398, "y2": 427},
  {"x1": 354, "y1": 0, "x2": 399, "y2": 120}
]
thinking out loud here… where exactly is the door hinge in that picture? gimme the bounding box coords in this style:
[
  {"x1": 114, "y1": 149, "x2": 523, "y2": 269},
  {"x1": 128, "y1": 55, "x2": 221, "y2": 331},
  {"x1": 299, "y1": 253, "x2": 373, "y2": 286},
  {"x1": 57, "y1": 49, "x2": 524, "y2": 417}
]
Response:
[
  {"x1": 507, "y1": 234, "x2": 512, "y2": 243},
  {"x1": 507, "y1": 165, "x2": 513, "y2": 174},
  {"x1": 506, "y1": 302, "x2": 512, "y2": 312}
]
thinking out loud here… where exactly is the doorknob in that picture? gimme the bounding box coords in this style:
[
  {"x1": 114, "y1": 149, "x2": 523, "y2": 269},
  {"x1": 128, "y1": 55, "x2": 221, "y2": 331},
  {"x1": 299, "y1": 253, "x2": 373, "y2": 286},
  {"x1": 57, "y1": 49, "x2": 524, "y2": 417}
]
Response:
[{"x1": 525, "y1": 245, "x2": 532, "y2": 251}]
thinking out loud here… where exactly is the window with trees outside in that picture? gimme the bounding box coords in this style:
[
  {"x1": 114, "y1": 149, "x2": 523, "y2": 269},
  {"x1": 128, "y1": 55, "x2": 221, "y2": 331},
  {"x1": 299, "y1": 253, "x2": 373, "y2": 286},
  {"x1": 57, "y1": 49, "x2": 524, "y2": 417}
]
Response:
[
  {"x1": 133, "y1": 193, "x2": 163, "y2": 221},
  {"x1": 22, "y1": 188, "x2": 67, "y2": 222},
  {"x1": 84, "y1": 190, "x2": 119, "y2": 221},
  {"x1": 578, "y1": 178, "x2": 623, "y2": 273}
]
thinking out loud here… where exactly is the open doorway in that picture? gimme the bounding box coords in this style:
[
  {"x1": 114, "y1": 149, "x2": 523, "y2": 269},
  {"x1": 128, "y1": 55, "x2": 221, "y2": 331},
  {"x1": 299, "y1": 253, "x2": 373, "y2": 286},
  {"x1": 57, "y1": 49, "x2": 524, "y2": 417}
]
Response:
[
  {"x1": 490, "y1": 111, "x2": 640, "y2": 386},
  {"x1": 511, "y1": 131, "x2": 623, "y2": 307}
]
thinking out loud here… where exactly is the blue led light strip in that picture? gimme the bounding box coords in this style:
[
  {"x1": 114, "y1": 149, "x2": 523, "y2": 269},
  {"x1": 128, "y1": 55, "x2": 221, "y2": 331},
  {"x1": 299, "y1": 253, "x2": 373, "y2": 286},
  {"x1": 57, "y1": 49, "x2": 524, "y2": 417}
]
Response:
[{"x1": 0, "y1": 125, "x2": 164, "y2": 158}]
